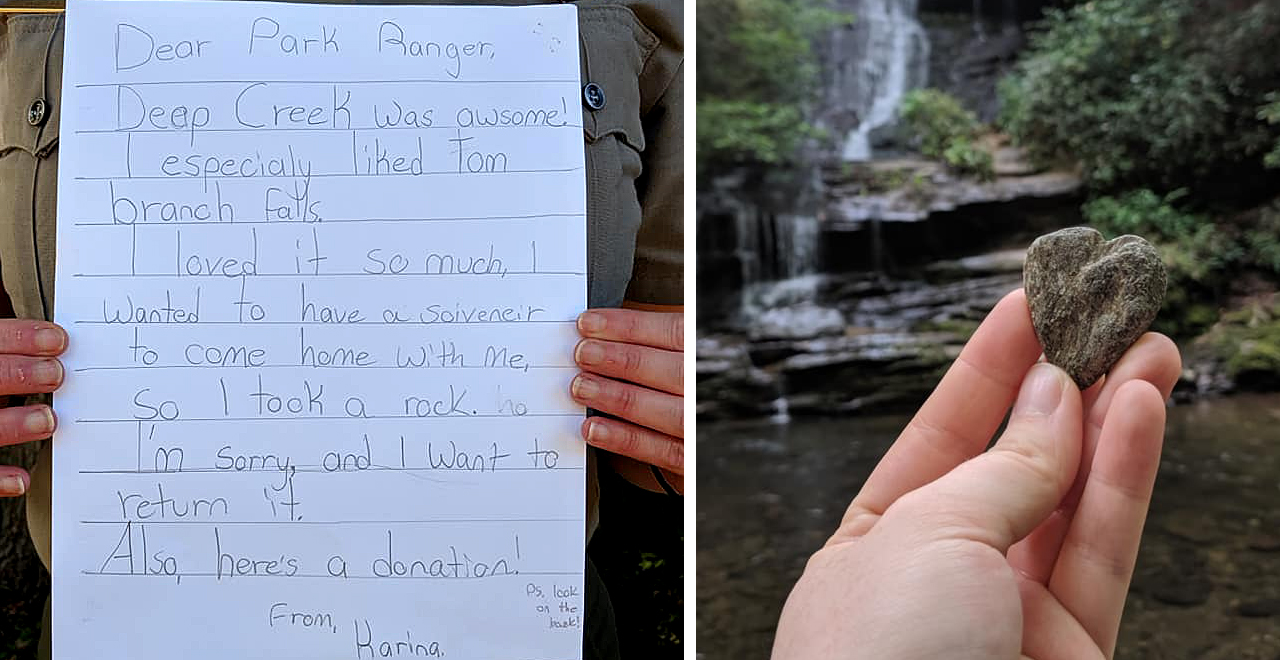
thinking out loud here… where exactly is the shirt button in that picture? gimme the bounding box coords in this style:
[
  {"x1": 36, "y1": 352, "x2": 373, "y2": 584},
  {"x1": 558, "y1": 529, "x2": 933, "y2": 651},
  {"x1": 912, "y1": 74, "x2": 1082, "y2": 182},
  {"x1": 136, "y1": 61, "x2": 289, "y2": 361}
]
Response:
[
  {"x1": 582, "y1": 83, "x2": 605, "y2": 111},
  {"x1": 27, "y1": 98, "x2": 48, "y2": 127}
]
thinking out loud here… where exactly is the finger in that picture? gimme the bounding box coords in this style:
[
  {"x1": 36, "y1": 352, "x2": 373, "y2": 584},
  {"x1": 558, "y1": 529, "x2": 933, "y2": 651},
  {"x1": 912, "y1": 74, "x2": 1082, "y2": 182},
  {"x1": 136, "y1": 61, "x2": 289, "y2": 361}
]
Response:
[
  {"x1": 1082, "y1": 333, "x2": 1180, "y2": 436},
  {"x1": 570, "y1": 373, "x2": 682, "y2": 438},
  {"x1": 574, "y1": 339, "x2": 682, "y2": 396},
  {"x1": 834, "y1": 289, "x2": 1043, "y2": 540},
  {"x1": 0, "y1": 356, "x2": 64, "y2": 395},
  {"x1": 885, "y1": 363, "x2": 1082, "y2": 552},
  {"x1": 1047, "y1": 380, "x2": 1165, "y2": 656},
  {"x1": 582, "y1": 417, "x2": 683, "y2": 474},
  {"x1": 1009, "y1": 333, "x2": 1179, "y2": 581},
  {"x1": 1018, "y1": 579, "x2": 1107, "y2": 660},
  {"x1": 0, "y1": 405, "x2": 56, "y2": 448},
  {"x1": 0, "y1": 320, "x2": 67, "y2": 356},
  {"x1": 0, "y1": 466, "x2": 30, "y2": 497},
  {"x1": 577, "y1": 309, "x2": 682, "y2": 352},
  {"x1": 1078, "y1": 334, "x2": 1180, "y2": 413},
  {"x1": 1078, "y1": 376, "x2": 1106, "y2": 413},
  {"x1": 1007, "y1": 505, "x2": 1074, "y2": 585}
]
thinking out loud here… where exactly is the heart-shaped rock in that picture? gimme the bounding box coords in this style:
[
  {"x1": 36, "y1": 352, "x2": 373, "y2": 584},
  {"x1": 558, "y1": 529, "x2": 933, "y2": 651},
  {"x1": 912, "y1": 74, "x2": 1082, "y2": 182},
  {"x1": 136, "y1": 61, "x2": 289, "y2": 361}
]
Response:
[{"x1": 1023, "y1": 227, "x2": 1167, "y2": 389}]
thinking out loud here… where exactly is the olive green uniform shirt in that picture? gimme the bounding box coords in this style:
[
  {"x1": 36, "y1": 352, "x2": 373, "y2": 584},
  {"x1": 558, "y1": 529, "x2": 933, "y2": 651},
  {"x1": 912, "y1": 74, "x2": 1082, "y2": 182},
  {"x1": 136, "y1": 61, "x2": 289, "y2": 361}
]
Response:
[{"x1": 0, "y1": 2, "x2": 681, "y2": 650}]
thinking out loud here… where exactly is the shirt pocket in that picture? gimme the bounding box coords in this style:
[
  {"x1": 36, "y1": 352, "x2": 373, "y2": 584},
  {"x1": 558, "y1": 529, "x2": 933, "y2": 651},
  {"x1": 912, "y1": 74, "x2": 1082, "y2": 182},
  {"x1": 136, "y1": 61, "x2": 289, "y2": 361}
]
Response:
[
  {"x1": 0, "y1": 14, "x2": 62, "y2": 159},
  {"x1": 577, "y1": 4, "x2": 657, "y2": 309},
  {"x1": 0, "y1": 14, "x2": 62, "y2": 322}
]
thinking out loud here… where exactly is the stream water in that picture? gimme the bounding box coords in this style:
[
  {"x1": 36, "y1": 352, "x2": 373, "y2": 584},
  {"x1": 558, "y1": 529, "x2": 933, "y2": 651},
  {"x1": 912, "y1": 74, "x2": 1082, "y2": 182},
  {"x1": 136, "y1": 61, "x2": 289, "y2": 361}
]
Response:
[{"x1": 697, "y1": 394, "x2": 1280, "y2": 659}]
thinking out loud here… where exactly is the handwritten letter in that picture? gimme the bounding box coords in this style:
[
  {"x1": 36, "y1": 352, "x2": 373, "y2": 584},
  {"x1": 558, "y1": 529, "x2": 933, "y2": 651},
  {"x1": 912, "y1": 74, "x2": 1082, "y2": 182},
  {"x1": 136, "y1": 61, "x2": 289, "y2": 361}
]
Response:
[{"x1": 53, "y1": 1, "x2": 586, "y2": 657}]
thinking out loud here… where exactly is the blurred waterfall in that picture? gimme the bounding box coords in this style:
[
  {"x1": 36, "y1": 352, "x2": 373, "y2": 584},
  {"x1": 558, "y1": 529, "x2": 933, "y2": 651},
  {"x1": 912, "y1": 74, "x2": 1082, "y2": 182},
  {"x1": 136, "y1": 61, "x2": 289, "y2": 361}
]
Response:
[
  {"x1": 779, "y1": 214, "x2": 820, "y2": 278},
  {"x1": 835, "y1": 0, "x2": 930, "y2": 161}
]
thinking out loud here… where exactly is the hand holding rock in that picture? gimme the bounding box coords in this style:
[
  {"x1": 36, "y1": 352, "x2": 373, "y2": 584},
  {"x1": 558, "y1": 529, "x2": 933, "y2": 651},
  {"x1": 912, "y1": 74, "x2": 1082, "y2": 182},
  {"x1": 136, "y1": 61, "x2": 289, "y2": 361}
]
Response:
[{"x1": 1024, "y1": 227, "x2": 1167, "y2": 388}]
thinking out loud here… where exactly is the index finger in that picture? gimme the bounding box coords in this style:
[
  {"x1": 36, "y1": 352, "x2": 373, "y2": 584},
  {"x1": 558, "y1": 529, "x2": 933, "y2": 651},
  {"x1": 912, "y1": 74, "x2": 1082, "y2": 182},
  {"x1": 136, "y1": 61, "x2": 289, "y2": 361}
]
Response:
[
  {"x1": 833, "y1": 288, "x2": 1044, "y2": 540},
  {"x1": 0, "y1": 320, "x2": 67, "y2": 356},
  {"x1": 577, "y1": 309, "x2": 682, "y2": 352}
]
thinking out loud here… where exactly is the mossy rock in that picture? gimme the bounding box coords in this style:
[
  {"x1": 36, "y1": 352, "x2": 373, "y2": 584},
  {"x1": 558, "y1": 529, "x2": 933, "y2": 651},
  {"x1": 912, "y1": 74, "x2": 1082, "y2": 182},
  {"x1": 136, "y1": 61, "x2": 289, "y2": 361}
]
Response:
[
  {"x1": 1153, "y1": 286, "x2": 1221, "y2": 339},
  {"x1": 1226, "y1": 339, "x2": 1280, "y2": 388},
  {"x1": 1183, "y1": 304, "x2": 1221, "y2": 333},
  {"x1": 1208, "y1": 303, "x2": 1280, "y2": 390},
  {"x1": 912, "y1": 318, "x2": 981, "y2": 339},
  {"x1": 865, "y1": 168, "x2": 911, "y2": 193}
]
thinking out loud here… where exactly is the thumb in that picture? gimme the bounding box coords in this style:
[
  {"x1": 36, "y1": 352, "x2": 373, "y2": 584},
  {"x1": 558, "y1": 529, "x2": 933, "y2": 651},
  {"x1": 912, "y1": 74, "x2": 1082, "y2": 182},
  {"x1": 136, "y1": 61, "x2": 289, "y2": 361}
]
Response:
[{"x1": 887, "y1": 362, "x2": 1082, "y2": 552}]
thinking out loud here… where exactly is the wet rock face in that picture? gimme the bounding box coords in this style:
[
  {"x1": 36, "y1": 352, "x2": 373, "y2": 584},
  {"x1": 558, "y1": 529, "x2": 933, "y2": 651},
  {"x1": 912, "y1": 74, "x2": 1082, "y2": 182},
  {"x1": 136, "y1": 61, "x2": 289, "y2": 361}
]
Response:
[{"x1": 1024, "y1": 227, "x2": 1167, "y2": 388}]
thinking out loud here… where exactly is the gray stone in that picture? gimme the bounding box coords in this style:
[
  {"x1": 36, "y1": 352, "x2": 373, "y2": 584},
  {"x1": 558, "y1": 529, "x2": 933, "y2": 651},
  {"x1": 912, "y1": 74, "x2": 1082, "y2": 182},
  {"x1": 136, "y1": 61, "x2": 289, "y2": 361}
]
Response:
[
  {"x1": 1024, "y1": 227, "x2": 1167, "y2": 388},
  {"x1": 1236, "y1": 597, "x2": 1280, "y2": 618},
  {"x1": 1134, "y1": 545, "x2": 1212, "y2": 607}
]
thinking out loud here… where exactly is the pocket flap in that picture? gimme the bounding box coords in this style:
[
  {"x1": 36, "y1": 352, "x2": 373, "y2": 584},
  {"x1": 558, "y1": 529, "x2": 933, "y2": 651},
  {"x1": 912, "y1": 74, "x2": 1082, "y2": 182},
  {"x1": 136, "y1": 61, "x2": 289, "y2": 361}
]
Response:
[
  {"x1": 0, "y1": 14, "x2": 62, "y2": 158},
  {"x1": 577, "y1": 5, "x2": 656, "y2": 153}
]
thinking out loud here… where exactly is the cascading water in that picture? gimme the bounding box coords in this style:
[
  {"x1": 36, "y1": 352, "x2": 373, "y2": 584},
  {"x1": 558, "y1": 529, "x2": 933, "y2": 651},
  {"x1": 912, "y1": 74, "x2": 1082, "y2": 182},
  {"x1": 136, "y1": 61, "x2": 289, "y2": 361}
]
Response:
[
  {"x1": 723, "y1": 209, "x2": 819, "y2": 286},
  {"x1": 737, "y1": 214, "x2": 829, "y2": 332},
  {"x1": 777, "y1": 214, "x2": 820, "y2": 279},
  {"x1": 837, "y1": 0, "x2": 930, "y2": 161}
]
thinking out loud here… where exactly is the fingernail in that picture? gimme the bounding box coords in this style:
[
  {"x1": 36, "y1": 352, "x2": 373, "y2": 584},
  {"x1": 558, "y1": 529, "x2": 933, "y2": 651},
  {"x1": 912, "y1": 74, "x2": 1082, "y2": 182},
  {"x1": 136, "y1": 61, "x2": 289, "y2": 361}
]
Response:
[
  {"x1": 575, "y1": 340, "x2": 605, "y2": 366},
  {"x1": 0, "y1": 476, "x2": 25, "y2": 496},
  {"x1": 34, "y1": 327, "x2": 66, "y2": 353},
  {"x1": 585, "y1": 420, "x2": 610, "y2": 445},
  {"x1": 1013, "y1": 363, "x2": 1066, "y2": 417},
  {"x1": 32, "y1": 360, "x2": 63, "y2": 386},
  {"x1": 571, "y1": 374, "x2": 600, "y2": 400},
  {"x1": 25, "y1": 408, "x2": 53, "y2": 434},
  {"x1": 578, "y1": 312, "x2": 605, "y2": 335}
]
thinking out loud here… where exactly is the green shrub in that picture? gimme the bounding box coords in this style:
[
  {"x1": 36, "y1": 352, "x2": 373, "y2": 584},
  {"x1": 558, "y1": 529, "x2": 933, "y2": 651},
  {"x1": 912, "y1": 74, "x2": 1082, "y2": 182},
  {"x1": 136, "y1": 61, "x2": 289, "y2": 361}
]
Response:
[
  {"x1": 940, "y1": 138, "x2": 993, "y2": 178},
  {"x1": 696, "y1": 101, "x2": 813, "y2": 166},
  {"x1": 1261, "y1": 92, "x2": 1280, "y2": 170},
  {"x1": 899, "y1": 89, "x2": 993, "y2": 179},
  {"x1": 999, "y1": 0, "x2": 1280, "y2": 351},
  {"x1": 999, "y1": 0, "x2": 1280, "y2": 194},
  {"x1": 1083, "y1": 189, "x2": 1202, "y2": 245},
  {"x1": 1245, "y1": 202, "x2": 1280, "y2": 274},
  {"x1": 899, "y1": 90, "x2": 978, "y2": 156},
  {"x1": 1084, "y1": 189, "x2": 1236, "y2": 337},
  {"x1": 1083, "y1": 191, "x2": 1254, "y2": 273},
  {"x1": 696, "y1": 0, "x2": 848, "y2": 178},
  {"x1": 1084, "y1": 189, "x2": 1280, "y2": 338}
]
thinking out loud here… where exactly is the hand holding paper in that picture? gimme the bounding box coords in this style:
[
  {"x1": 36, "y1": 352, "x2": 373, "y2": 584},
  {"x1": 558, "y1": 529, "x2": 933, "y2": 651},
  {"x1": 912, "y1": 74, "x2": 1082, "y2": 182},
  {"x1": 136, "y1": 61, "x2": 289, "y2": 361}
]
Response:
[
  {"x1": 572, "y1": 309, "x2": 684, "y2": 491},
  {"x1": 0, "y1": 320, "x2": 67, "y2": 496}
]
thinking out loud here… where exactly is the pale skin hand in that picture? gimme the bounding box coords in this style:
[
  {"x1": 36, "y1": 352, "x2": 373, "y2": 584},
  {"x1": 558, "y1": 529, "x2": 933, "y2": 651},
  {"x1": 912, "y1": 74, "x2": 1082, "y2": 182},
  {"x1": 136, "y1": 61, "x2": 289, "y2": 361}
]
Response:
[
  {"x1": 772, "y1": 289, "x2": 1182, "y2": 660},
  {"x1": 569, "y1": 308, "x2": 683, "y2": 493},
  {"x1": 0, "y1": 320, "x2": 68, "y2": 497}
]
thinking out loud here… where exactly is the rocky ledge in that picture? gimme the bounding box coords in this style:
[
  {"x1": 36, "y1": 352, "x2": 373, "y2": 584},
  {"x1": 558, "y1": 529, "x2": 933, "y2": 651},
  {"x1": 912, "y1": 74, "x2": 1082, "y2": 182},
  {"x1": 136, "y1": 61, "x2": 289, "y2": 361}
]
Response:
[
  {"x1": 698, "y1": 248, "x2": 1279, "y2": 421},
  {"x1": 698, "y1": 252, "x2": 1022, "y2": 420},
  {"x1": 821, "y1": 147, "x2": 1081, "y2": 226}
]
